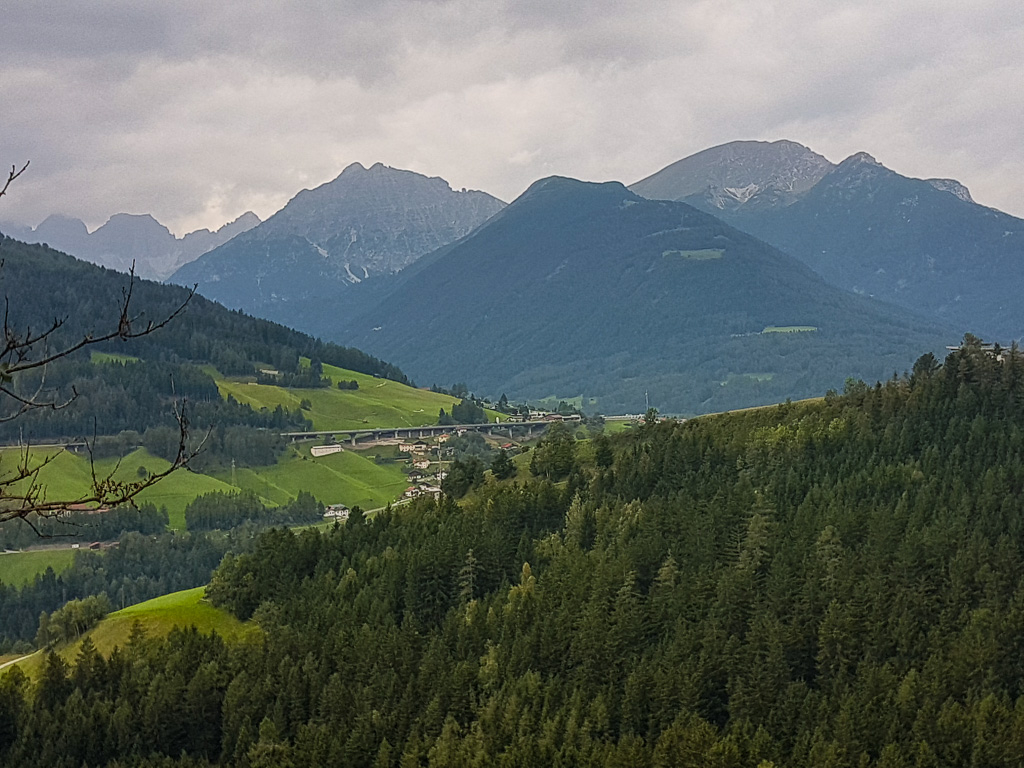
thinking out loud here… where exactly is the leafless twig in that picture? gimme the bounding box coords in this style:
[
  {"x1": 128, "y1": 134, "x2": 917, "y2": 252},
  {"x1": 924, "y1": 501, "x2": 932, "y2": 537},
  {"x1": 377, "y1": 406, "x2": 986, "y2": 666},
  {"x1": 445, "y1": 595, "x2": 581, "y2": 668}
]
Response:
[{"x1": 0, "y1": 162, "x2": 199, "y2": 526}]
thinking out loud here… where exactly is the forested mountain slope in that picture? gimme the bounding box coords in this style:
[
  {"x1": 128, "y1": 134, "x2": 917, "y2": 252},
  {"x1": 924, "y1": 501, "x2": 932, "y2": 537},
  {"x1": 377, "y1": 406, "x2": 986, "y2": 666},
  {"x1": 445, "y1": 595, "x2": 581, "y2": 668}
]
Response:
[
  {"x1": 5, "y1": 339, "x2": 1024, "y2": 766},
  {"x1": 345, "y1": 175, "x2": 948, "y2": 414},
  {"x1": 0, "y1": 234, "x2": 407, "y2": 441},
  {"x1": 632, "y1": 142, "x2": 1024, "y2": 340}
]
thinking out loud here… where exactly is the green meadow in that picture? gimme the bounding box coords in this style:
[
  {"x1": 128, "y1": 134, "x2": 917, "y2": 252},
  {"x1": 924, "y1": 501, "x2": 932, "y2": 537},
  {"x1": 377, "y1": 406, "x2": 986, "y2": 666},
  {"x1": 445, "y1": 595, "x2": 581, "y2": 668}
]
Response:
[
  {"x1": 214, "y1": 363, "x2": 503, "y2": 430},
  {"x1": 762, "y1": 325, "x2": 818, "y2": 333},
  {"x1": 95, "y1": 449, "x2": 239, "y2": 529},
  {"x1": 215, "y1": 443, "x2": 409, "y2": 510},
  {"x1": 2, "y1": 443, "x2": 412, "y2": 528},
  {"x1": 0, "y1": 363, "x2": 480, "y2": 534},
  {"x1": 663, "y1": 248, "x2": 725, "y2": 260},
  {"x1": 9, "y1": 587, "x2": 259, "y2": 678},
  {"x1": 86, "y1": 586, "x2": 259, "y2": 655},
  {"x1": 1, "y1": 447, "x2": 241, "y2": 530},
  {"x1": 0, "y1": 548, "x2": 76, "y2": 587},
  {"x1": 604, "y1": 419, "x2": 638, "y2": 435}
]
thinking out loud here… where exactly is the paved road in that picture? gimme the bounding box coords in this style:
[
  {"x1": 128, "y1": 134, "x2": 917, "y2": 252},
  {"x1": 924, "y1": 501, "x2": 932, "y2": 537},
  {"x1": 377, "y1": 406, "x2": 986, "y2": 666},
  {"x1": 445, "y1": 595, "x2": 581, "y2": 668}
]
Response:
[{"x1": 0, "y1": 650, "x2": 39, "y2": 672}]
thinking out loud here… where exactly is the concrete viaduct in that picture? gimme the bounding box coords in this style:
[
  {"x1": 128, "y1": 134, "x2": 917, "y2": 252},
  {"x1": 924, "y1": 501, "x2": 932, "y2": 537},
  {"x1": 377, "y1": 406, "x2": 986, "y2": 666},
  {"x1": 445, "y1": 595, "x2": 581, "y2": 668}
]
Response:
[{"x1": 280, "y1": 420, "x2": 553, "y2": 447}]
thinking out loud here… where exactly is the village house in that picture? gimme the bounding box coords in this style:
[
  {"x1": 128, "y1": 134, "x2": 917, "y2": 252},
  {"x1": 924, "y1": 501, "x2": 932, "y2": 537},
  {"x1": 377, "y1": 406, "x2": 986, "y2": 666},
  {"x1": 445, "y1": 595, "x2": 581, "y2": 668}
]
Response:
[
  {"x1": 323, "y1": 504, "x2": 350, "y2": 520},
  {"x1": 311, "y1": 444, "x2": 344, "y2": 458}
]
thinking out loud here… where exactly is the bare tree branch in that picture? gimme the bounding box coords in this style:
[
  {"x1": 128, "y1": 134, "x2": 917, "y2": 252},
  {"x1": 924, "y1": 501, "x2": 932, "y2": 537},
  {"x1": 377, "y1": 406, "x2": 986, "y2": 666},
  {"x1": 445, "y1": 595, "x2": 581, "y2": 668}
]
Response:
[
  {"x1": 0, "y1": 161, "x2": 199, "y2": 527},
  {"x1": 0, "y1": 161, "x2": 29, "y2": 201},
  {"x1": 0, "y1": 262, "x2": 196, "y2": 380},
  {"x1": 0, "y1": 398, "x2": 205, "y2": 525}
]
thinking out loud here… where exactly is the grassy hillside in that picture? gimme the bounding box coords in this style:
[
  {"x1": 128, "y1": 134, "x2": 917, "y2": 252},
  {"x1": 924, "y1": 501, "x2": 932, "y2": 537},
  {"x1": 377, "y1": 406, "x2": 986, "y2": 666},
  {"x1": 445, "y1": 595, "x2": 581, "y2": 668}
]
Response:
[
  {"x1": 3, "y1": 440, "x2": 414, "y2": 531},
  {"x1": 2, "y1": 361, "x2": 473, "y2": 528},
  {"x1": 3, "y1": 447, "x2": 239, "y2": 530},
  {"x1": 2, "y1": 447, "x2": 243, "y2": 530},
  {"x1": 97, "y1": 449, "x2": 239, "y2": 529},
  {"x1": 0, "y1": 448, "x2": 96, "y2": 502},
  {"x1": 215, "y1": 362, "x2": 502, "y2": 430},
  {"x1": 85, "y1": 587, "x2": 259, "y2": 655},
  {"x1": 214, "y1": 443, "x2": 409, "y2": 510},
  {"x1": 0, "y1": 548, "x2": 76, "y2": 586},
  {"x1": 10, "y1": 587, "x2": 258, "y2": 678}
]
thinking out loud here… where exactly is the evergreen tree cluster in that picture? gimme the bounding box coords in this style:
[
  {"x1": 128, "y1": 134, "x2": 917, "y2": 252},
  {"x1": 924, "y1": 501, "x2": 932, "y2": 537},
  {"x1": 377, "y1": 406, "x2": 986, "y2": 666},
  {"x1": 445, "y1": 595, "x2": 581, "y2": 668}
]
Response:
[
  {"x1": 0, "y1": 235, "x2": 411, "y2": 385},
  {"x1": 438, "y1": 397, "x2": 487, "y2": 425},
  {"x1": 440, "y1": 457, "x2": 486, "y2": 498},
  {"x1": 0, "y1": 503, "x2": 168, "y2": 552},
  {"x1": 0, "y1": 235, "x2": 410, "y2": 443},
  {"x1": 184, "y1": 490, "x2": 324, "y2": 532},
  {"x1": 0, "y1": 357, "x2": 311, "y2": 443},
  {"x1": 5, "y1": 341, "x2": 1024, "y2": 765}
]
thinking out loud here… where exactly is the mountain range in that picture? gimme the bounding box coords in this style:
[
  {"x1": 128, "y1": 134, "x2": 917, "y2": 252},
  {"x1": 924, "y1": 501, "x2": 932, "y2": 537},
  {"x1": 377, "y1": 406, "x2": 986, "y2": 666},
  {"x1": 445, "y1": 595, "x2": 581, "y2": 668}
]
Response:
[
  {"x1": 631, "y1": 140, "x2": 1024, "y2": 340},
  {"x1": 169, "y1": 162, "x2": 506, "y2": 336},
  {"x1": 10, "y1": 139, "x2": 1020, "y2": 413},
  {"x1": 0, "y1": 210, "x2": 260, "y2": 281},
  {"x1": 341, "y1": 176, "x2": 947, "y2": 414}
]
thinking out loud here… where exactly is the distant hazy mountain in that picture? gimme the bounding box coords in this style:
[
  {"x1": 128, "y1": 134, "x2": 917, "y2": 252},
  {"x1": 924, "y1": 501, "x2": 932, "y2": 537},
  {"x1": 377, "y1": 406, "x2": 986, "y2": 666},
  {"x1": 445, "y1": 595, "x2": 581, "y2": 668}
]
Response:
[
  {"x1": 632, "y1": 141, "x2": 1024, "y2": 339},
  {"x1": 0, "y1": 210, "x2": 260, "y2": 281},
  {"x1": 342, "y1": 176, "x2": 947, "y2": 414},
  {"x1": 170, "y1": 163, "x2": 506, "y2": 335}
]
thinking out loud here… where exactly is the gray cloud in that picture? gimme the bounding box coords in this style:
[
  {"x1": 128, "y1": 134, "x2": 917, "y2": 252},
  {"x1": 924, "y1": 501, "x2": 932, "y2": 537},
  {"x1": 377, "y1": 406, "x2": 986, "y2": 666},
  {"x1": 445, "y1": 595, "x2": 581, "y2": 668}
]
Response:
[{"x1": 2, "y1": 0, "x2": 1022, "y2": 234}]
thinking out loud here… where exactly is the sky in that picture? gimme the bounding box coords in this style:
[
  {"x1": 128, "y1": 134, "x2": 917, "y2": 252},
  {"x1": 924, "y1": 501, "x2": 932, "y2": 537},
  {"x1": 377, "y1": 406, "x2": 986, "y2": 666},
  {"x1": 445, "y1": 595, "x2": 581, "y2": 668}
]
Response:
[{"x1": 2, "y1": 0, "x2": 1023, "y2": 235}]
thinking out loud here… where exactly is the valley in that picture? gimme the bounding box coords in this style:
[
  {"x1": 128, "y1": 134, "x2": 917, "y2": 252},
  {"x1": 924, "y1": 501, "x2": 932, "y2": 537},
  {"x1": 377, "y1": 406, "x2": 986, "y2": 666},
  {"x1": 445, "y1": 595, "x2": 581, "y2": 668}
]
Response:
[
  {"x1": 4, "y1": 2, "x2": 1023, "y2": 764},
  {"x1": 2, "y1": 140, "x2": 1023, "y2": 768}
]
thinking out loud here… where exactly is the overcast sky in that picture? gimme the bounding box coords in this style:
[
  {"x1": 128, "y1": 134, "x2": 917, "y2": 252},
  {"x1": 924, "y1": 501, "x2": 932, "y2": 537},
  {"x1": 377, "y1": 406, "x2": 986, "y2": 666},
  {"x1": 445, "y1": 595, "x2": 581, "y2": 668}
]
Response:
[{"x1": 2, "y1": 0, "x2": 1023, "y2": 234}]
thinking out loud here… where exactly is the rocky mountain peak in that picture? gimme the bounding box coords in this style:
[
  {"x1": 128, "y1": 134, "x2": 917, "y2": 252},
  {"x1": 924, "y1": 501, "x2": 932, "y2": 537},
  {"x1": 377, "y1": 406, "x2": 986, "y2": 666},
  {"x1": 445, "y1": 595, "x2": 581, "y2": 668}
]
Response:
[
  {"x1": 238, "y1": 163, "x2": 506, "y2": 275},
  {"x1": 4, "y1": 209, "x2": 261, "y2": 281},
  {"x1": 630, "y1": 139, "x2": 835, "y2": 211},
  {"x1": 839, "y1": 151, "x2": 881, "y2": 168},
  {"x1": 34, "y1": 213, "x2": 90, "y2": 241},
  {"x1": 926, "y1": 178, "x2": 974, "y2": 203},
  {"x1": 170, "y1": 165, "x2": 507, "y2": 326}
]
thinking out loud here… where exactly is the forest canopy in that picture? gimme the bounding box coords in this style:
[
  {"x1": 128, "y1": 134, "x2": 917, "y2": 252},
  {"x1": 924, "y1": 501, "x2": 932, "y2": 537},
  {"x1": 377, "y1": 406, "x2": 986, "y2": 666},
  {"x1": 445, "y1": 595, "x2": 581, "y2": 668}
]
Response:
[{"x1": 3, "y1": 339, "x2": 1024, "y2": 766}]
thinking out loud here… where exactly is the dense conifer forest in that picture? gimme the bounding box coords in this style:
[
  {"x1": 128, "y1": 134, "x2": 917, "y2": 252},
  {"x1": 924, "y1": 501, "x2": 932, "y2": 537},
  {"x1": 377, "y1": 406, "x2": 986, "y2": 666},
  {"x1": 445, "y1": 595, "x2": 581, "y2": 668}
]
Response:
[
  {"x1": 3, "y1": 338, "x2": 1024, "y2": 766},
  {"x1": 0, "y1": 235, "x2": 409, "y2": 443}
]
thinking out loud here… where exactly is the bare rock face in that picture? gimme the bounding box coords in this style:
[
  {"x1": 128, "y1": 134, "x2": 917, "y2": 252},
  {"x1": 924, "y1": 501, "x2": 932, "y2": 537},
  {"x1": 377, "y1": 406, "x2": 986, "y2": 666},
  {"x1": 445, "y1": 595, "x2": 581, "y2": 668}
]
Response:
[
  {"x1": 169, "y1": 163, "x2": 506, "y2": 337},
  {"x1": 240, "y1": 162, "x2": 507, "y2": 280},
  {"x1": 630, "y1": 140, "x2": 835, "y2": 211},
  {"x1": 926, "y1": 178, "x2": 975, "y2": 203}
]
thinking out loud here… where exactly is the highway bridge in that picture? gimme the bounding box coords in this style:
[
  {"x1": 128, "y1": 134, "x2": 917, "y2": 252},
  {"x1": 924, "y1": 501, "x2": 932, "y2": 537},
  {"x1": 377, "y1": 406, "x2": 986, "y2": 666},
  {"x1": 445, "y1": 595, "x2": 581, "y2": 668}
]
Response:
[{"x1": 279, "y1": 420, "x2": 555, "y2": 446}]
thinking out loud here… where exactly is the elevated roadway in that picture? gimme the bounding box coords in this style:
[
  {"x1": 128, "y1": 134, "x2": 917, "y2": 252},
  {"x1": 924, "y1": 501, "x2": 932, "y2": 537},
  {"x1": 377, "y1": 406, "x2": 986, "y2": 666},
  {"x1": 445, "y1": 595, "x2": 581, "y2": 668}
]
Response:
[{"x1": 280, "y1": 420, "x2": 555, "y2": 446}]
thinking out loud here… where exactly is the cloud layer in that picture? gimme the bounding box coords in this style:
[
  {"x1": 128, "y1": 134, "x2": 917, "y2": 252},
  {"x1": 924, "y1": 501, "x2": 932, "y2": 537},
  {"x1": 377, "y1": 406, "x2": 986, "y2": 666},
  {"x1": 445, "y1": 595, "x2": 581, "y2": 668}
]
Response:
[{"x1": 3, "y1": 0, "x2": 1023, "y2": 234}]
